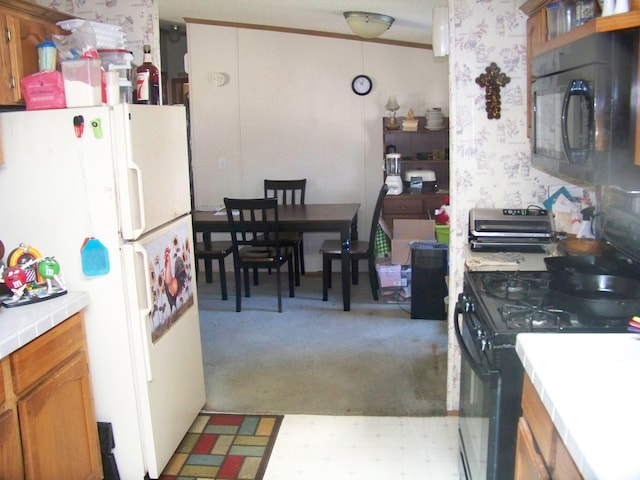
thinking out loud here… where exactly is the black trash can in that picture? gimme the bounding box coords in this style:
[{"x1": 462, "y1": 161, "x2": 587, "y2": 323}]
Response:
[{"x1": 410, "y1": 242, "x2": 448, "y2": 320}]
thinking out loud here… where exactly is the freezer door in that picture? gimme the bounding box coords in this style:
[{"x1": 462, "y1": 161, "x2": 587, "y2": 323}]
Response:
[
  {"x1": 112, "y1": 104, "x2": 192, "y2": 240},
  {"x1": 121, "y1": 214, "x2": 205, "y2": 477}
]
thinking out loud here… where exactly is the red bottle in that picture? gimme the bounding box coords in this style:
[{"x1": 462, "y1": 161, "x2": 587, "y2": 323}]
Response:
[{"x1": 135, "y1": 44, "x2": 160, "y2": 104}]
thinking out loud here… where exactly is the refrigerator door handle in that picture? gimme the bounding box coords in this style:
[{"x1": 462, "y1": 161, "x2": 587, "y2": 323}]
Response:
[
  {"x1": 133, "y1": 242, "x2": 154, "y2": 382},
  {"x1": 129, "y1": 160, "x2": 147, "y2": 239}
]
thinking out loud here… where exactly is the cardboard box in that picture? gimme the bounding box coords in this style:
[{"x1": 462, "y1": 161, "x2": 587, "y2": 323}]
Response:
[
  {"x1": 378, "y1": 266, "x2": 412, "y2": 303},
  {"x1": 391, "y1": 219, "x2": 436, "y2": 265},
  {"x1": 376, "y1": 264, "x2": 403, "y2": 288}
]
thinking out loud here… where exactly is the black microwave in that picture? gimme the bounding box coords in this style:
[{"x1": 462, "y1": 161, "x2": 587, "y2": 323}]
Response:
[{"x1": 531, "y1": 30, "x2": 640, "y2": 191}]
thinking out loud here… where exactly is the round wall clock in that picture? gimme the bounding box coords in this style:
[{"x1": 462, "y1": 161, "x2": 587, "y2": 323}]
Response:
[{"x1": 352, "y1": 75, "x2": 372, "y2": 96}]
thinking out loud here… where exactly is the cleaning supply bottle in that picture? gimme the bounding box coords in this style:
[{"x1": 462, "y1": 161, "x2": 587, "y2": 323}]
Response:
[{"x1": 577, "y1": 206, "x2": 595, "y2": 239}]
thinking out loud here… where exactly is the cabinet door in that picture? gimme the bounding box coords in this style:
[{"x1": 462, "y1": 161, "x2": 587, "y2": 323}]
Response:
[
  {"x1": 0, "y1": 407, "x2": 24, "y2": 479},
  {"x1": 0, "y1": 12, "x2": 20, "y2": 104},
  {"x1": 18, "y1": 352, "x2": 102, "y2": 480},
  {"x1": 515, "y1": 416, "x2": 551, "y2": 480},
  {"x1": 0, "y1": 7, "x2": 61, "y2": 105},
  {"x1": 12, "y1": 13, "x2": 59, "y2": 103},
  {"x1": 0, "y1": 358, "x2": 23, "y2": 480},
  {"x1": 526, "y1": 11, "x2": 546, "y2": 138}
]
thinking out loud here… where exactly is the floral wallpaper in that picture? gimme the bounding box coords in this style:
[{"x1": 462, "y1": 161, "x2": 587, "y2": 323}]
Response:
[
  {"x1": 446, "y1": 0, "x2": 565, "y2": 410},
  {"x1": 35, "y1": 0, "x2": 159, "y2": 67}
]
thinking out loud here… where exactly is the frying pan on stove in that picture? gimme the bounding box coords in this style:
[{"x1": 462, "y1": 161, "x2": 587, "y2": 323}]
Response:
[
  {"x1": 548, "y1": 274, "x2": 640, "y2": 319},
  {"x1": 544, "y1": 256, "x2": 640, "y2": 279}
]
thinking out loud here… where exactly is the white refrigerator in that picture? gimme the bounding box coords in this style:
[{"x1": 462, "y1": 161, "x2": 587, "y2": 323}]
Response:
[{"x1": 0, "y1": 104, "x2": 205, "y2": 479}]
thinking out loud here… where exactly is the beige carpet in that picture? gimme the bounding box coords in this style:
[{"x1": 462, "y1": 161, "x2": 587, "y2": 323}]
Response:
[{"x1": 196, "y1": 272, "x2": 448, "y2": 416}]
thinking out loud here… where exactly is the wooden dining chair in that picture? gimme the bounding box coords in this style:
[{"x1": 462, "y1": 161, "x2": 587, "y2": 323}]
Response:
[
  {"x1": 264, "y1": 179, "x2": 306, "y2": 286},
  {"x1": 224, "y1": 197, "x2": 295, "y2": 312},
  {"x1": 193, "y1": 230, "x2": 233, "y2": 300},
  {"x1": 320, "y1": 184, "x2": 389, "y2": 302}
]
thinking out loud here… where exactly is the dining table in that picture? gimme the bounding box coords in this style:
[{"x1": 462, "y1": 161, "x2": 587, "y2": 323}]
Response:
[{"x1": 192, "y1": 203, "x2": 361, "y2": 311}]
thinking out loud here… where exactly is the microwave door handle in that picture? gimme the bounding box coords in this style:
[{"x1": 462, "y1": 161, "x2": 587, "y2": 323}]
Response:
[
  {"x1": 454, "y1": 301, "x2": 500, "y2": 383},
  {"x1": 561, "y1": 79, "x2": 593, "y2": 164}
]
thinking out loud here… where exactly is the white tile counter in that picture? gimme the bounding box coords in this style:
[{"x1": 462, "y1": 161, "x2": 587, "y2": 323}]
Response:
[
  {"x1": 516, "y1": 333, "x2": 640, "y2": 480},
  {"x1": 0, "y1": 291, "x2": 90, "y2": 359},
  {"x1": 464, "y1": 244, "x2": 549, "y2": 271}
]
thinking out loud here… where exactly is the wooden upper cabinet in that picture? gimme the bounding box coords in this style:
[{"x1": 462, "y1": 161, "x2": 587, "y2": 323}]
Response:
[
  {"x1": 525, "y1": 11, "x2": 547, "y2": 138},
  {"x1": 521, "y1": 0, "x2": 640, "y2": 139},
  {"x1": 526, "y1": 8, "x2": 547, "y2": 54},
  {"x1": 0, "y1": 0, "x2": 71, "y2": 105},
  {"x1": 521, "y1": 0, "x2": 640, "y2": 55}
]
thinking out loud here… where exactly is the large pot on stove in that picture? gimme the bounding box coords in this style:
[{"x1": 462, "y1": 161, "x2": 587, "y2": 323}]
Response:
[{"x1": 548, "y1": 274, "x2": 640, "y2": 320}]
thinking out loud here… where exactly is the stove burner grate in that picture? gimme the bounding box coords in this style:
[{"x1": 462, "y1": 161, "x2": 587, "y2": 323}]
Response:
[
  {"x1": 499, "y1": 302, "x2": 572, "y2": 330},
  {"x1": 481, "y1": 271, "x2": 548, "y2": 301}
]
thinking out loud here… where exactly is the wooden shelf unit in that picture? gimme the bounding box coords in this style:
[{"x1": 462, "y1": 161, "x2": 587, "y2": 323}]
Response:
[{"x1": 382, "y1": 116, "x2": 450, "y2": 224}]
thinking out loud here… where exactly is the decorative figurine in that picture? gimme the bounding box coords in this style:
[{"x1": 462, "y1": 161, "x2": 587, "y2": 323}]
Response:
[
  {"x1": 435, "y1": 196, "x2": 450, "y2": 225},
  {"x1": 38, "y1": 257, "x2": 66, "y2": 294},
  {"x1": 0, "y1": 243, "x2": 67, "y2": 307},
  {"x1": 3, "y1": 265, "x2": 28, "y2": 301}
]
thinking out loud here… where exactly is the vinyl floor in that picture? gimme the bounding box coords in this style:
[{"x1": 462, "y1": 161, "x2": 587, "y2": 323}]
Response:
[{"x1": 263, "y1": 414, "x2": 462, "y2": 479}]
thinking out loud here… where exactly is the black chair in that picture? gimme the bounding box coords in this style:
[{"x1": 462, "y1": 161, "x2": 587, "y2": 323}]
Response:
[
  {"x1": 320, "y1": 184, "x2": 389, "y2": 302},
  {"x1": 264, "y1": 179, "x2": 306, "y2": 286},
  {"x1": 224, "y1": 197, "x2": 295, "y2": 312},
  {"x1": 193, "y1": 230, "x2": 233, "y2": 300}
]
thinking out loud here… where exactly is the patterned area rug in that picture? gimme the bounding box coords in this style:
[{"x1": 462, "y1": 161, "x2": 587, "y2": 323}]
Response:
[{"x1": 159, "y1": 412, "x2": 283, "y2": 480}]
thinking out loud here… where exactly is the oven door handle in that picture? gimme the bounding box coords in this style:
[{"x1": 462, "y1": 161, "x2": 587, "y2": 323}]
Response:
[{"x1": 454, "y1": 302, "x2": 500, "y2": 383}]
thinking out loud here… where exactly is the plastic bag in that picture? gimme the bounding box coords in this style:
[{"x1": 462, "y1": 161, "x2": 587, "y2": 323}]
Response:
[
  {"x1": 53, "y1": 21, "x2": 99, "y2": 60},
  {"x1": 20, "y1": 71, "x2": 66, "y2": 110}
]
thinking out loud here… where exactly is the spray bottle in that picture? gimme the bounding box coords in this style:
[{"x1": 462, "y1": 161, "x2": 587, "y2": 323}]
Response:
[{"x1": 577, "y1": 206, "x2": 596, "y2": 239}]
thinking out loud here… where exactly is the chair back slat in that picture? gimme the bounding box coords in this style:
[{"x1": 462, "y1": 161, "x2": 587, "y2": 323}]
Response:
[
  {"x1": 367, "y1": 184, "x2": 390, "y2": 253},
  {"x1": 224, "y1": 197, "x2": 281, "y2": 249},
  {"x1": 264, "y1": 179, "x2": 306, "y2": 205}
]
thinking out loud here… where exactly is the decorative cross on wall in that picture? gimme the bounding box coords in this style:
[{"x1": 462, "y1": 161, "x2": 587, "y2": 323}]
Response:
[{"x1": 475, "y1": 62, "x2": 511, "y2": 120}]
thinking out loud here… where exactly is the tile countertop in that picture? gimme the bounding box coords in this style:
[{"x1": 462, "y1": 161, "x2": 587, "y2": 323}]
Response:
[
  {"x1": 0, "y1": 291, "x2": 90, "y2": 359},
  {"x1": 516, "y1": 333, "x2": 640, "y2": 480}
]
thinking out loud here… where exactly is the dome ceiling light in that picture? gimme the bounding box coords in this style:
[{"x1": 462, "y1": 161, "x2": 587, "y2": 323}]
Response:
[{"x1": 343, "y1": 11, "x2": 395, "y2": 39}]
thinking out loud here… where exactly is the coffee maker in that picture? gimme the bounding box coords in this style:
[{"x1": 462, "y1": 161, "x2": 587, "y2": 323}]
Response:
[{"x1": 384, "y1": 153, "x2": 403, "y2": 195}]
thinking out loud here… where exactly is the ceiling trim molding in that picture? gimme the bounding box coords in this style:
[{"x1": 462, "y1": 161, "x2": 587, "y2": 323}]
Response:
[{"x1": 183, "y1": 17, "x2": 431, "y2": 50}]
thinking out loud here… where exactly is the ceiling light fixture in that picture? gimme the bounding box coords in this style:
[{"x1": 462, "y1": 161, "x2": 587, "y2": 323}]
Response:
[
  {"x1": 168, "y1": 24, "x2": 182, "y2": 43},
  {"x1": 343, "y1": 11, "x2": 395, "y2": 39}
]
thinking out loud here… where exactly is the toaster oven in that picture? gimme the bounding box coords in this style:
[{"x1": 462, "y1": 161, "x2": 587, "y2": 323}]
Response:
[{"x1": 468, "y1": 208, "x2": 553, "y2": 251}]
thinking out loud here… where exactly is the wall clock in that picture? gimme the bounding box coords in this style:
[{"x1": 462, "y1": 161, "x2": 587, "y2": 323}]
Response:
[{"x1": 352, "y1": 75, "x2": 372, "y2": 96}]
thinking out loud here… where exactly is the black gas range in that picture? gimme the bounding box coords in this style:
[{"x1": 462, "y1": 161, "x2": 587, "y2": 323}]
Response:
[
  {"x1": 456, "y1": 204, "x2": 640, "y2": 480},
  {"x1": 465, "y1": 270, "x2": 629, "y2": 338}
]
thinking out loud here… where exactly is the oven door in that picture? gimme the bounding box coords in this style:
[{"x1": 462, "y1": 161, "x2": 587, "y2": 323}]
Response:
[{"x1": 455, "y1": 296, "x2": 501, "y2": 480}]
